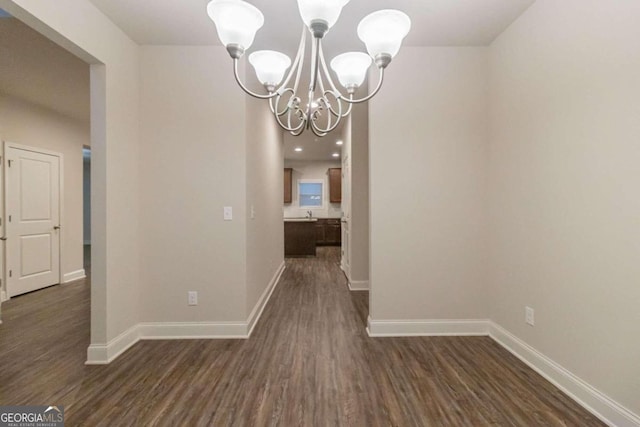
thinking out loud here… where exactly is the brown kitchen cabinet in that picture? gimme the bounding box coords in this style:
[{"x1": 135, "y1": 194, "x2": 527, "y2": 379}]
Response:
[
  {"x1": 328, "y1": 168, "x2": 341, "y2": 203},
  {"x1": 284, "y1": 168, "x2": 293, "y2": 204},
  {"x1": 315, "y1": 218, "x2": 341, "y2": 246},
  {"x1": 285, "y1": 220, "x2": 316, "y2": 257}
]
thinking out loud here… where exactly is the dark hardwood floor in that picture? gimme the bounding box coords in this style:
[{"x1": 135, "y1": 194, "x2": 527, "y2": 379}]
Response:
[{"x1": 0, "y1": 247, "x2": 604, "y2": 426}]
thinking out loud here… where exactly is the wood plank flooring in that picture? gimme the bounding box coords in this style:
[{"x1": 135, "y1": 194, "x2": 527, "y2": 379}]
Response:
[{"x1": 0, "y1": 247, "x2": 605, "y2": 426}]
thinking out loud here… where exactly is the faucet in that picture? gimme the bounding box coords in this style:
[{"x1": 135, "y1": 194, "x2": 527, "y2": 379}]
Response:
[{"x1": 307, "y1": 210, "x2": 313, "y2": 219}]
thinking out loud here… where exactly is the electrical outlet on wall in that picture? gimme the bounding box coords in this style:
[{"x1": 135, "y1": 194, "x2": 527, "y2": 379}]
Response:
[
  {"x1": 525, "y1": 306, "x2": 535, "y2": 326},
  {"x1": 188, "y1": 291, "x2": 198, "y2": 306}
]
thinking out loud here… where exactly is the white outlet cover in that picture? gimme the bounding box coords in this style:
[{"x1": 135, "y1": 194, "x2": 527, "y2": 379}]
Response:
[
  {"x1": 223, "y1": 206, "x2": 233, "y2": 221},
  {"x1": 525, "y1": 306, "x2": 535, "y2": 326},
  {"x1": 188, "y1": 291, "x2": 198, "y2": 306}
]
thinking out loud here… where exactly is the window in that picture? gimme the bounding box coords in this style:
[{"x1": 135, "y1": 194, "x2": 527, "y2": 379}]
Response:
[{"x1": 299, "y1": 180, "x2": 324, "y2": 208}]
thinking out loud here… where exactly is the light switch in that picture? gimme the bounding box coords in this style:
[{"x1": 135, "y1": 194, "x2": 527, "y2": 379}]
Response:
[
  {"x1": 224, "y1": 206, "x2": 233, "y2": 221},
  {"x1": 250, "y1": 205, "x2": 256, "y2": 220}
]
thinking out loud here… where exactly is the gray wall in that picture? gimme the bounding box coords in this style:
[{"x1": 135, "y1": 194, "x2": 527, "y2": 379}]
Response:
[
  {"x1": 369, "y1": 47, "x2": 490, "y2": 321},
  {"x1": 488, "y1": 0, "x2": 640, "y2": 414}
]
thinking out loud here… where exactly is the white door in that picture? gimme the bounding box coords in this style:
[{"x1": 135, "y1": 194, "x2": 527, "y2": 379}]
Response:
[
  {"x1": 5, "y1": 145, "x2": 61, "y2": 297},
  {"x1": 341, "y1": 155, "x2": 350, "y2": 276}
]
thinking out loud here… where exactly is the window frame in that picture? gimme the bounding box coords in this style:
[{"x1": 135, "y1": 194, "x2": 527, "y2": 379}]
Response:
[{"x1": 297, "y1": 179, "x2": 325, "y2": 209}]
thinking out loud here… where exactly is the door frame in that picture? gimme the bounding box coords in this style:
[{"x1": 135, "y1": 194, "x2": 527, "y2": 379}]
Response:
[
  {"x1": 2, "y1": 141, "x2": 64, "y2": 299},
  {"x1": 341, "y1": 154, "x2": 350, "y2": 278}
]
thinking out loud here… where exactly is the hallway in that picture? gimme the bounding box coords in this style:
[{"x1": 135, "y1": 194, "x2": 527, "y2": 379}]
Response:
[{"x1": 0, "y1": 248, "x2": 603, "y2": 426}]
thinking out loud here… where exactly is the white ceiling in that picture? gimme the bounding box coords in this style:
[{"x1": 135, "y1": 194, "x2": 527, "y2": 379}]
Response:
[
  {"x1": 88, "y1": 0, "x2": 535, "y2": 54},
  {"x1": 0, "y1": 17, "x2": 90, "y2": 121},
  {"x1": 0, "y1": 0, "x2": 535, "y2": 138},
  {"x1": 283, "y1": 123, "x2": 345, "y2": 161}
]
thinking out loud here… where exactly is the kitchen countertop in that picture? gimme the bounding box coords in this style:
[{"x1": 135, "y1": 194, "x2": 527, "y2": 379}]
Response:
[{"x1": 284, "y1": 218, "x2": 318, "y2": 222}]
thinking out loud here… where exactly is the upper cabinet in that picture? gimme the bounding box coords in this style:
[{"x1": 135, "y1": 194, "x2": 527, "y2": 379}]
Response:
[
  {"x1": 328, "y1": 168, "x2": 342, "y2": 203},
  {"x1": 284, "y1": 168, "x2": 293, "y2": 204}
]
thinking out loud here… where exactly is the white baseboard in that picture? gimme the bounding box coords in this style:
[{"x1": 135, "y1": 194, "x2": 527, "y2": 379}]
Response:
[
  {"x1": 247, "y1": 261, "x2": 285, "y2": 337},
  {"x1": 86, "y1": 324, "x2": 140, "y2": 365},
  {"x1": 489, "y1": 322, "x2": 640, "y2": 427},
  {"x1": 63, "y1": 269, "x2": 86, "y2": 283},
  {"x1": 367, "y1": 316, "x2": 490, "y2": 337},
  {"x1": 348, "y1": 280, "x2": 369, "y2": 291},
  {"x1": 138, "y1": 322, "x2": 247, "y2": 339},
  {"x1": 0, "y1": 290, "x2": 7, "y2": 302},
  {"x1": 85, "y1": 261, "x2": 287, "y2": 364}
]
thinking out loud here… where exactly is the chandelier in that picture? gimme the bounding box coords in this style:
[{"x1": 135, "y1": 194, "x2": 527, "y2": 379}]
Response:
[{"x1": 207, "y1": 0, "x2": 411, "y2": 137}]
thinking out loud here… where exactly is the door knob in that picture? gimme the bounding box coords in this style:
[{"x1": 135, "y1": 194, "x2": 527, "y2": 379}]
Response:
[{"x1": 54, "y1": 225, "x2": 61, "y2": 230}]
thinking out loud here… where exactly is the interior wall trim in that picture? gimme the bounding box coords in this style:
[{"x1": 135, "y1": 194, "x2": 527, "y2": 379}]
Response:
[
  {"x1": 489, "y1": 322, "x2": 640, "y2": 427},
  {"x1": 138, "y1": 322, "x2": 247, "y2": 340},
  {"x1": 348, "y1": 280, "x2": 369, "y2": 291},
  {"x1": 86, "y1": 324, "x2": 140, "y2": 365},
  {"x1": 366, "y1": 316, "x2": 490, "y2": 337},
  {"x1": 62, "y1": 269, "x2": 86, "y2": 283},
  {"x1": 85, "y1": 261, "x2": 287, "y2": 364},
  {"x1": 247, "y1": 261, "x2": 286, "y2": 337}
]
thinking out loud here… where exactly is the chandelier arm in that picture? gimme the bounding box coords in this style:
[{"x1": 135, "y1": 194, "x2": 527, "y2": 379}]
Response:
[
  {"x1": 277, "y1": 101, "x2": 307, "y2": 133},
  {"x1": 288, "y1": 25, "x2": 308, "y2": 99},
  {"x1": 285, "y1": 102, "x2": 307, "y2": 133},
  {"x1": 267, "y1": 92, "x2": 306, "y2": 133},
  {"x1": 274, "y1": 108, "x2": 305, "y2": 133},
  {"x1": 310, "y1": 123, "x2": 327, "y2": 138},
  {"x1": 341, "y1": 102, "x2": 353, "y2": 118},
  {"x1": 317, "y1": 64, "x2": 343, "y2": 119},
  {"x1": 272, "y1": 88, "x2": 297, "y2": 117},
  {"x1": 318, "y1": 43, "x2": 346, "y2": 98},
  {"x1": 312, "y1": 114, "x2": 342, "y2": 135},
  {"x1": 277, "y1": 28, "x2": 307, "y2": 94},
  {"x1": 320, "y1": 82, "x2": 341, "y2": 118},
  {"x1": 310, "y1": 37, "x2": 321, "y2": 93},
  {"x1": 320, "y1": 93, "x2": 334, "y2": 132},
  {"x1": 317, "y1": 43, "x2": 354, "y2": 118},
  {"x1": 269, "y1": 96, "x2": 276, "y2": 114},
  {"x1": 341, "y1": 68, "x2": 385, "y2": 104},
  {"x1": 312, "y1": 95, "x2": 343, "y2": 134},
  {"x1": 288, "y1": 109, "x2": 307, "y2": 136},
  {"x1": 233, "y1": 59, "x2": 278, "y2": 100},
  {"x1": 305, "y1": 36, "x2": 321, "y2": 122}
]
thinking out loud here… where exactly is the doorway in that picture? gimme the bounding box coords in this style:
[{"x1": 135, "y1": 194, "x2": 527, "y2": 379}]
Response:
[
  {"x1": 82, "y1": 146, "x2": 90, "y2": 272},
  {"x1": 4, "y1": 143, "x2": 62, "y2": 297}
]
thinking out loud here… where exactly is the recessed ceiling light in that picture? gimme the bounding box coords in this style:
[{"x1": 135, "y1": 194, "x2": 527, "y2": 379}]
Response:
[
  {"x1": 336, "y1": 140, "x2": 343, "y2": 146},
  {"x1": 294, "y1": 147, "x2": 303, "y2": 152},
  {"x1": 332, "y1": 153, "x2": 340, "y2": 158}
]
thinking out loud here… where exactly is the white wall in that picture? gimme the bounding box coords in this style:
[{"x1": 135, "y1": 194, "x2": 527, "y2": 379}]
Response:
[
  {"x1": 369, "y1": 47, "x2": 489, "y2": 321},
  {"x1": 0, "y1": 94, "x2": 87, "y2": 281},
  {"x1": 139, "y1": 46, "x2": 247, "y2": 322},
  {"x1": 488, "y1": 0, "x2": 640, "y2": 416},
  {"x1": 245, "y1": 76, "x2": 285, "y2": 317},
  {"x1": 0, "y1": 0, "x2": 142, "y2": 351},
  {"x1": 349, "y1": 102, "x2": 369, "y2": 285},
  {"x1": 283, "y1": 160, "x2": 342, "y2": 218}
]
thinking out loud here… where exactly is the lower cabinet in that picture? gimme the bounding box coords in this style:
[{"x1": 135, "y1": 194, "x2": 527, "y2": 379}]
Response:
[
  {"x1": 315, "y1": 219, "x2": 342, "y2": 246},
  {"x1": 285, "y1": 222, "x2": 316, "y2": 257}
]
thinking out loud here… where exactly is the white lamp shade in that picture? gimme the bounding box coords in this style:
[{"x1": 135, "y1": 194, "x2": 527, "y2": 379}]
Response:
[
  {"x1": 330, "y1": 52, "x2": 372, "y2": 88},
  {"x1": 296, "y1": 0, "x2": 350, "y2": 29},
  {"x1": 249, "y1": 50, "x2": 292, "y2": 85},
  {"x1": 207, "y1": 0, "x2": 264, "y2": 50},
  {"x1": 357, "y1": 10, "x2": 411, "y2": 58}
]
